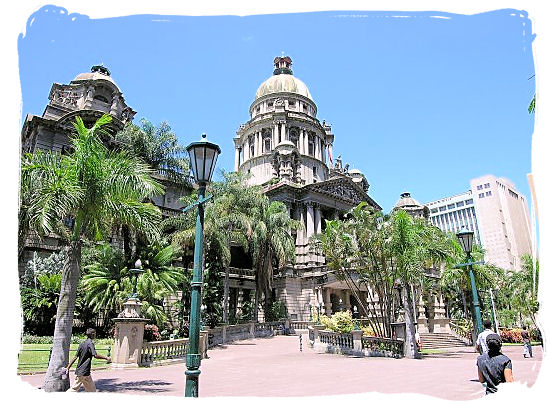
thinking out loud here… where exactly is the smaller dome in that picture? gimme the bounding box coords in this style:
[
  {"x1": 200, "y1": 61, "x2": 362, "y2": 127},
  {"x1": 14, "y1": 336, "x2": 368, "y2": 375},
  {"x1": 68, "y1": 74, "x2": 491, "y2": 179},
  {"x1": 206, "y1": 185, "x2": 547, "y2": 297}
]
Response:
[
  {"x1": 394, "y1": 192, "x2": 422, "y2": 209},
  {"x1": 72, "y1": 65, "x2": 119, "y2": 88},
  {"x1": 348, "y1": 168, "x2": 362, "y2": 175}
]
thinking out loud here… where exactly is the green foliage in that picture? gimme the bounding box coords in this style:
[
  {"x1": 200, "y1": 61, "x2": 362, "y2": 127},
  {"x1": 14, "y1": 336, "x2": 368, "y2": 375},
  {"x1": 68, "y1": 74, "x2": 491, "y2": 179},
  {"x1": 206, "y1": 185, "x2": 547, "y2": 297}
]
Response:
[
  {"x1": 264, "y1": 300, "x2": 288, "y2": 322},
  {"x1": 116, "y1": 118, "x2": 190, "y2": 184},
  {"x1": 20, "y1": 273, "x2": 61, "y2": 335},
  {"x1": 320, "y1": 311, "x2": 355, "y2": 333}
]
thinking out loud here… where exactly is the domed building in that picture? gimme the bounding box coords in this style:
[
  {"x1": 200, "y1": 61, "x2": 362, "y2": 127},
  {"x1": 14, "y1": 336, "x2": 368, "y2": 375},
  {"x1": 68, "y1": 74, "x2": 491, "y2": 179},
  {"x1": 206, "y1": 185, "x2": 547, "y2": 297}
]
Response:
[
  {"x1": 21, "y1": 65, "x2": 136, "y2": 153},
  {"x1": 392, "y1": 192, "x2": 430, "y2": 219},
  {"x1": 231, "y1": 56, "x2": 381, "y2": 321}
]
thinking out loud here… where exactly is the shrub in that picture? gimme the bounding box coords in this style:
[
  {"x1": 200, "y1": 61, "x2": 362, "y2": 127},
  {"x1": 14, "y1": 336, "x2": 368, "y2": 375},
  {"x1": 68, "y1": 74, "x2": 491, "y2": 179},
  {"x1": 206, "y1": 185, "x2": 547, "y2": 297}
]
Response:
[
  {"x1": 499, "y1": 328, "x2": 523, "y2": 343},
  {"x1": 361, "y1": 325, "x2": 376, "y2": 336},
  {"x1": 320, "y1": 311, "x2": 355, "y2": 334},
  {"x1": 144, "y1": 324, "x2": 161, "y2": 342}
]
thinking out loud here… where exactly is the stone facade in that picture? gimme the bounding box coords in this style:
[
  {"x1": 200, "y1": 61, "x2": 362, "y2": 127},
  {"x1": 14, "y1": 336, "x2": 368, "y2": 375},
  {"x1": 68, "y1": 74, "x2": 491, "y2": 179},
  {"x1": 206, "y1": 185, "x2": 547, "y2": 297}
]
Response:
[{"x1": 232, "y1": 56, "x2": 381, "y2": 321}]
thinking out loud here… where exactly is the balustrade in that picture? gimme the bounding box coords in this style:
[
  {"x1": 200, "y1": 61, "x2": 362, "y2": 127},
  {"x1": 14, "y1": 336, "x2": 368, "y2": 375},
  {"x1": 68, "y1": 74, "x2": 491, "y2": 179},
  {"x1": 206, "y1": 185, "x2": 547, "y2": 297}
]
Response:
[
  {"x1": 362, "y1": 336, "x2": 404, "y2": 357},
  {"x1": 140, "y1": 338, "x2": 188, "y2": 366}
]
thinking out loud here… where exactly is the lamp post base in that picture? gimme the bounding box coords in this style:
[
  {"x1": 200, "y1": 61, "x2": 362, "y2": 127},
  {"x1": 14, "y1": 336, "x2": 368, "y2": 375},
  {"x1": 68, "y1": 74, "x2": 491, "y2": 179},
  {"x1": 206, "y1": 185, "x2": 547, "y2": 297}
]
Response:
[{"x1": 185, "y1": 369, "x2": 201, "y2": 397}]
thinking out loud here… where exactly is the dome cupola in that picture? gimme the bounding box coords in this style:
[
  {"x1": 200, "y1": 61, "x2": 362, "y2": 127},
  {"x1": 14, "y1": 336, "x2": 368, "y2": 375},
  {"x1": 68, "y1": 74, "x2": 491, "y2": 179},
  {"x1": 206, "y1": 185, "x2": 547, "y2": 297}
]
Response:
[{"x1": 255, "y1": 56, "x2": 312, "y2": 100}]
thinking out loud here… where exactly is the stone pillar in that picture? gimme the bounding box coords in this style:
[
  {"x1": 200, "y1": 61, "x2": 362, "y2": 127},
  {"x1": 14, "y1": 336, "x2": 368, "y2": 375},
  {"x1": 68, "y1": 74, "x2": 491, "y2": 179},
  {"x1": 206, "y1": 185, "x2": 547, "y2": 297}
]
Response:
[
  {"x1": 237, "y1": 288, "x2": 244, "y2": 316},
  {"x1": 416, "y1": 293, "x2": 429, "y2": 333},
  {"x1": 314, "y1": 204, "x2": 321, "y2": 235},
  {"x1": 274, "y1": 124, "x2": 279, "y2": 146},
  {"x1": 300, "y1": 129, "x2": 305, "y2": 154},
  {"x1": 306, "y1": 202, "x2": 315, "y2": 242},
  {"x1": 328, "y1": 143, "x2": 333, "y2": 168},
  {"x1": 324, "y1": 287, "x2": 332, "y2": 316},
  {"x1": 281, "y1": 122, "x2": 286, "y2": 141},
  {"x1": 351, "y1": 330, "x2": 363, "y2": 355},
  {"x1": 244, "y1": 137, "x2": 249, "y2": 161},
  {"x1": 344, "y1": 289, "x2": 351, "y2": 311},
  {"x1": 111, "y1": 297, "x2": 148, "y2": 369},
  {"x1": 234, "y1": 146, "x2": 240, "y2": 171}
]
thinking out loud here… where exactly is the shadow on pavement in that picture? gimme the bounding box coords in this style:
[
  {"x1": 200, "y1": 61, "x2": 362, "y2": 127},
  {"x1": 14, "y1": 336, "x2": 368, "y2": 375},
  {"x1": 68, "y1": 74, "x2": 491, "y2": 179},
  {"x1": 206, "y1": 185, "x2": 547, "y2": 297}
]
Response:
[{"x1": 95, "y1": 378, "x2": 173, "y2": 393}]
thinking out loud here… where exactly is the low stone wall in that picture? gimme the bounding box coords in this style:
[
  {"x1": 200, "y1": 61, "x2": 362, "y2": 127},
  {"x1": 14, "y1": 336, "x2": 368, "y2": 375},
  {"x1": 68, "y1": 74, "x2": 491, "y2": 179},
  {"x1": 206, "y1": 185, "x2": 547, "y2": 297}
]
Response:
[{"x1": 308, "y1": 326, "x2": 404, "y2": 358}]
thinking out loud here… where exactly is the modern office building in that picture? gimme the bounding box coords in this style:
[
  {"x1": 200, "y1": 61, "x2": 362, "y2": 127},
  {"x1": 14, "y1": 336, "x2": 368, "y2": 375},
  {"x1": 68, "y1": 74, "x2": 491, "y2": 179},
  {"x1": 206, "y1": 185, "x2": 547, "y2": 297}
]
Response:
[{"x1": 426, "y1": 175, "x2": 532, "y2": 272}]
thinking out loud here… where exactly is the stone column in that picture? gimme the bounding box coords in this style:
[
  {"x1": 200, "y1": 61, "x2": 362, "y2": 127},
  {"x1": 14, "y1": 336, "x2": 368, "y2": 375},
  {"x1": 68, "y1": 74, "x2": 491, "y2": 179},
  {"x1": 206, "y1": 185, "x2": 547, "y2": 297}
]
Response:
[
  {"x1": 351, "y1": 330, "x2": 363, "y2": 355},
  {"x1": 111, "y1": 297, "x2": 148, "y2": 369},
  {"x1": 299, "y1": 129, "x2": 305, "y2": 154},
  {"x1": 281, "y1": 122, "x2": 286, "y2": 141},
  {"x1": 344, "y1": 289, "x2": 351, "y2": 311},
  {"x1": 416, "y1": 293, "x2": 429, "y2": 333},
  {"x1": 324, "y1": 287, "x2": 332, "y2": 316},
  {"x1": 274, "y1": 124, "x2": 279, "y2": 147},
  {"x1": 306, "y1": 202, "x2": 315, "y2": 245},
  {"x1": 244, "y1": 137, "x2": 249, "y2": 162},
  {"x1": 328, "y1": 143, "x2": 333, "y2": 168},
  {"x1": 234, "y1": 146, "x2": 240, "y2": 171},
  {"x1": 314, "y1": 204, "x2": 321, "y2": 235},
  {"x1": 237, "y1": 288, "x2": 244, "y2": 316}
]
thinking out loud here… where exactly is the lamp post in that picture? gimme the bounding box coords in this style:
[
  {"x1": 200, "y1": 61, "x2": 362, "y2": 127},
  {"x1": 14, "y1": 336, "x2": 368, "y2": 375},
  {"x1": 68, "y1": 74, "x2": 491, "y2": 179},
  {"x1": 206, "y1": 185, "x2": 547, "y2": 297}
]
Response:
[
  {"x1": 184, "y1": 133, "x2": 220, "y2": 398},
  {"x1": 129, "y1": 259, "x2": 144, "y2": 299},
  {"x1": 456, "y1": 228, "x2": 483, "y2": 335}
]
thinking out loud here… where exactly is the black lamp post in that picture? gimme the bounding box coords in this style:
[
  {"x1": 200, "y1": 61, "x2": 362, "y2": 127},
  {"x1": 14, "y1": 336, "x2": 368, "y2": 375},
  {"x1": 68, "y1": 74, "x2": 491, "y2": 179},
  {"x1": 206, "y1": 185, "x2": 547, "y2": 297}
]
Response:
[
  {"x1": 184, "y1": 133, "x2": 220, "y2": 398},
  {"x1": 456, "y1": 227, "x2": 483, "y2": 335}
]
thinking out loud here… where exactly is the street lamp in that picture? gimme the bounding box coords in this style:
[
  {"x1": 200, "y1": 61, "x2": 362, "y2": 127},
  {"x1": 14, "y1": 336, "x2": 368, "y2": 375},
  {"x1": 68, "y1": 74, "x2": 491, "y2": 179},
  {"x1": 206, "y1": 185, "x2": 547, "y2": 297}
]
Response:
[
  {"x1": 456, "y1": 227, "x2": 483, "y2": 335},
  {"x1": 184, "y1": 133, "x2": 220, "y2": 398},
  {"x1": 129, "y1": 259, "x2": 144, "y2": 299}
]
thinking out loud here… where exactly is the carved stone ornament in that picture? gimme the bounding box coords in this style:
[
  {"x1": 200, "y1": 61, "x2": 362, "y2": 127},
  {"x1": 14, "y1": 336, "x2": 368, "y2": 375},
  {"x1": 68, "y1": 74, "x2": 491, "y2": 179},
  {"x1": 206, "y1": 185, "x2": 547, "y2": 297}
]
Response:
[
  {"x1": 275, "y1": 98, "x2": 285, "y2": 106},
  {"x1": 316, "y1": 182, "x2": 363, "y2": 204}
]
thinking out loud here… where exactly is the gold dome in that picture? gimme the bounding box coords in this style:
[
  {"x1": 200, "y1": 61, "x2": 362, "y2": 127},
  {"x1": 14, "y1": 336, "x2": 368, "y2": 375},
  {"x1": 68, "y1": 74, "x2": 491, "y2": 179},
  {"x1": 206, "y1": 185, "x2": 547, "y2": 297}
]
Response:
[{"x1": 255, "y1": 74, "x2": 312, "y2": 100}]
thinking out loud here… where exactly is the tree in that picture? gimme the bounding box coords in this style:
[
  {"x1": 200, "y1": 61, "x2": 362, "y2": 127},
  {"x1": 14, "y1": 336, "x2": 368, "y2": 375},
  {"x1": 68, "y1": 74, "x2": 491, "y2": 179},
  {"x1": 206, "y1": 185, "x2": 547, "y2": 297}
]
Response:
[
  {"x1": 390, "y1": 210, "x2": 453, "y2": 358},
  {"x1": 249, "y1": 200, "x2": 300, "y2": 321},
  {"x1": 163, "y1": 171, "x2": 260, "y2": 325},
  {"x1": 21, "y1": 114, "x2": 163, "y2": 391},
  {"x1": 115, "y1": 118, "x2": 189, "y2": 183}
]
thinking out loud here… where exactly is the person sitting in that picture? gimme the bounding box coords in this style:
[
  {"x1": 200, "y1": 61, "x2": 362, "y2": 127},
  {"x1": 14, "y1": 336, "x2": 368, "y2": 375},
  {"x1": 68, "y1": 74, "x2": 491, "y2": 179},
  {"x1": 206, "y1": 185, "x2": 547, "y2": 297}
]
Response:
[{"x1": 476, "y1": 333, "x2": 514, "y2": 394}]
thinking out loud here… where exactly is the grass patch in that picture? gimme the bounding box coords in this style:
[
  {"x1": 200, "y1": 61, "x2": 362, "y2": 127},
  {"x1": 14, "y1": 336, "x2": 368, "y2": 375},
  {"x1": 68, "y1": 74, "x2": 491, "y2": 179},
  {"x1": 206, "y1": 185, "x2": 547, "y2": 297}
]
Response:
[
  {"x1": 18, "y1": 343, "x2": 112, "y2": 373},
  {"x1": 502, "y1": 342, "x2": 541, "y2": 346},
  {"x1": 419, "y1": 348, "x2": 445, "y2": 355}
]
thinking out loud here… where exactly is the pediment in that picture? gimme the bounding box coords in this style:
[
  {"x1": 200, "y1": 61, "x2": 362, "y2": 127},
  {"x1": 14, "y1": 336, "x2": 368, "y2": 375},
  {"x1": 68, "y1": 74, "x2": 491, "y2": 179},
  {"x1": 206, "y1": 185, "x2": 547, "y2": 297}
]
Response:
[{"x1": 306, "y1": 177, "x2": 369, "y2": 206}]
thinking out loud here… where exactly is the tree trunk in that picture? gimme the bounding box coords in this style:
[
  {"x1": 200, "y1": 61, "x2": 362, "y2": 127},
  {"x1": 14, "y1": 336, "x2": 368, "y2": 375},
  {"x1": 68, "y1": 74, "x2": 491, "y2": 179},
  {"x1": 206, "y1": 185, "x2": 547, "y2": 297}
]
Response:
[
  {"x1": 43, "y1": 241, "x2": 81, "y2": 392},
  {"x1": 402, "y1": 283, "x2": 420, "y2": 359},
  {"x1": 222, "y1": 266, "x2": 229, "y2": 323}
]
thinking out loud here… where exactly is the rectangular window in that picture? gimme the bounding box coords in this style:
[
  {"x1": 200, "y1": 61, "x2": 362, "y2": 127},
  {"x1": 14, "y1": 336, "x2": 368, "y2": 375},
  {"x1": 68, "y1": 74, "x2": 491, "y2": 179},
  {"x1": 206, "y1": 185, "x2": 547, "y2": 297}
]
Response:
[
  {"x1": 447, "y1": 203, "x2": 455, "y2": 209},
  {"x1": 466, "y1": 199, "x2": 473, "y2": 205},
  {"x1": 485, "y1": 191, "x2": 492, "y2": 196},
  {"x1": 484, "y1": 183, "x2": 490, "y2": 188},
  {"x1": 479, "y1": 193, "x2": 485, "y2": 198},
  {"x1": 456, "y1": 201, "x2": 464, "y2": 207},
  {"x1": 430, "y1": 208, "x2": 438, "y2": 214},
  {"x1": 476, "y1": 185, "x2": 483, "y2": 190},
  {"x1": 439, "y1": 206, "x2": 447, "y2": 212}
]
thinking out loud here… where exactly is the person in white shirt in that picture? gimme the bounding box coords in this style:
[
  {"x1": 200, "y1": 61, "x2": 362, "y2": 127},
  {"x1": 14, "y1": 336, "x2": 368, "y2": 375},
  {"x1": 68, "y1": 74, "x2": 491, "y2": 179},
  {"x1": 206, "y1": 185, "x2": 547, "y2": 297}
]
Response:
[{"x1": 476, "y1": 319, "x2": 494, "y2": 354}]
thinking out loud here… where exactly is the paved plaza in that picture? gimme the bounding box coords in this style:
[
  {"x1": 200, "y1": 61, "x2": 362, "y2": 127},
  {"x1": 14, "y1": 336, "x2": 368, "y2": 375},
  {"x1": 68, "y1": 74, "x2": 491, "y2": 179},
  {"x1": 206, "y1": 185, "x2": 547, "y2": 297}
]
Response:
[{"x1": 20, "y1": 336, "x2": 543, "y2": 399}]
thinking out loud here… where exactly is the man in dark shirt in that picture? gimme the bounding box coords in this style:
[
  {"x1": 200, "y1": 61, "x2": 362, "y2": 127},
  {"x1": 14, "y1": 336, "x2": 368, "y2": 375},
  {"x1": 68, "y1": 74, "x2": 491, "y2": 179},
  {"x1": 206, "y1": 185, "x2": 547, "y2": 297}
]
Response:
[
  {"x1": 477, "y1": 333, "x2": 514, "y2": 394},
  {"x1": 66, "y1": 328, "x2": 111, "y2": 392},
  {"x1": 521, "y1": 326, "x2": 533, "y2": 358}
]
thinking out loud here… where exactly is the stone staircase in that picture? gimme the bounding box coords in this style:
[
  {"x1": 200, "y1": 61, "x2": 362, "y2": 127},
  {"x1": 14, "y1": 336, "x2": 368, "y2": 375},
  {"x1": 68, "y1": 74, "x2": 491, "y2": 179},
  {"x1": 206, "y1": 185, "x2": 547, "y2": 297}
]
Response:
[{"x1": 419, "y1": 332, "x2": 470, "y2": 350}]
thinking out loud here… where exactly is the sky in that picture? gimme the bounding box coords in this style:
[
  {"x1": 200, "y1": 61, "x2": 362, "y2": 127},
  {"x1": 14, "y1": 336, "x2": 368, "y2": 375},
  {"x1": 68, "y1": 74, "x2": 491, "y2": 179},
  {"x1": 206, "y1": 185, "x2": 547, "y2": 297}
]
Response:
[{"x1": 17, "y1": 5, "x2": 536, "y2": 213}]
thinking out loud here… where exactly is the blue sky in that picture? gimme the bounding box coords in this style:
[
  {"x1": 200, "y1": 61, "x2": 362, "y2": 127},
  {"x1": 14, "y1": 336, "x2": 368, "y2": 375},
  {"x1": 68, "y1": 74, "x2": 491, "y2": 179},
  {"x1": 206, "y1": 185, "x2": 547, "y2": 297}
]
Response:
[{"x1": 18, "y1": 6, "x2": 536, "y2": 212}]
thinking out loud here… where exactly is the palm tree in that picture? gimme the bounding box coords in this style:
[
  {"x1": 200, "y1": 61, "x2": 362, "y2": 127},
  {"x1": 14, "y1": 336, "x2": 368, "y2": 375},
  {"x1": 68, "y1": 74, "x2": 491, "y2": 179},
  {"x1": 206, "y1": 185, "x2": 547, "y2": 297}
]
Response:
[
  {"x1": 163, "y1": 172, "x2": 255, "y2": 324},
  {"x1": 115, "y1": 118, "x2": 189, "y2": 182},
  {"x1": 21, "y1": 114, "x2": 163, "y2": 391},
  {"x1": 390, "y1": 210, "x2": 453, "y2": 358},
  {"x1": 249, "y1": 200, "x2": 299, "y2": 321}
]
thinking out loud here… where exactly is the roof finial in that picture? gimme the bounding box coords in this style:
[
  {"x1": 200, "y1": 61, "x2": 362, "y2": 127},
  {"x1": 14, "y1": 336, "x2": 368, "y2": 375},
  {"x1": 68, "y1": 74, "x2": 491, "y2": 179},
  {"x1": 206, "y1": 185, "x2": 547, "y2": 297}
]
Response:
[{"x1": 273, "y1": 54, "x2": 293, "y2": 76}]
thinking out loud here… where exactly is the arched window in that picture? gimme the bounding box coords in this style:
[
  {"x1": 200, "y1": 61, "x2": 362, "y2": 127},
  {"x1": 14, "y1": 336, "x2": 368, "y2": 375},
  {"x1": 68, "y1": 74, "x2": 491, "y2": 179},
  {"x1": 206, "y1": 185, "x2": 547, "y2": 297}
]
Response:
[{"x1": 264, "y1": 138, "x2": 271, "y2": 152}]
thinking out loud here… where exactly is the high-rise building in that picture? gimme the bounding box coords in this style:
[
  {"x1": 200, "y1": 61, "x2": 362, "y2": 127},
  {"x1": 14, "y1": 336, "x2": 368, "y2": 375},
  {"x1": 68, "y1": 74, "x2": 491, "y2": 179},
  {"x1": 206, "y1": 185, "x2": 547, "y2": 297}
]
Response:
[{"x1": 426, "y1": 175, "x2": 532, "y2": 271}]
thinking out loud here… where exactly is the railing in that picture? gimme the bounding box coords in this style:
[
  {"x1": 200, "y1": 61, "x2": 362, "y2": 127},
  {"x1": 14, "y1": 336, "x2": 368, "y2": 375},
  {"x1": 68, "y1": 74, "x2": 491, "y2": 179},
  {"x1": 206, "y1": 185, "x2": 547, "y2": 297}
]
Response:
[
  {"x1": 255, "y1": 321, "x2": 284, "y2": 337},
  {"x1": 290, "y1": 321, "x2": 312, "y2": 330},
  {"x1": 319, "y1": 330, "x2": 353, "y2": 349},
  {"x1": 140, "y1": 338, "x2": 188, "y2": 366},
  {"x1": 362, "y1": 336, "x2": 404, "y2": 357},
  {"x1": 449, "y1": 321, "x2": 473, "y2": 344}
]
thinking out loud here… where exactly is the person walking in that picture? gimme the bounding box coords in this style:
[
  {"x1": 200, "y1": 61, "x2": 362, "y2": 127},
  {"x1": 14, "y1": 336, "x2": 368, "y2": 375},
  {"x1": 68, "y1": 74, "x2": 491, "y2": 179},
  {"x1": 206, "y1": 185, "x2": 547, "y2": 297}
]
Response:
[
  {"x1": 65, "y1": 328, "x2": 111, "y2": 392},
  {"x1": 477, "y1": 333, "x2": 514, "y2": 394},
  {"x1": 475, "y1": 319, "x2": 494, "y2": 354},
  {"x1": 521, "y1": 326, "x2": 533, "y2": 358}
]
